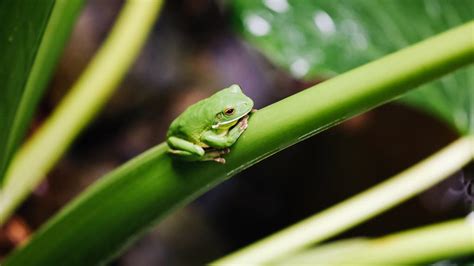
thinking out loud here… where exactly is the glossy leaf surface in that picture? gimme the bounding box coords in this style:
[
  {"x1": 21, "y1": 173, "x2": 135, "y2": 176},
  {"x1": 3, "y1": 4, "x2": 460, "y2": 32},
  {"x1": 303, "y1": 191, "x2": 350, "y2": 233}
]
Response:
[{"x1": 231, "y1": 0, "x2": 474, "y2": 134}]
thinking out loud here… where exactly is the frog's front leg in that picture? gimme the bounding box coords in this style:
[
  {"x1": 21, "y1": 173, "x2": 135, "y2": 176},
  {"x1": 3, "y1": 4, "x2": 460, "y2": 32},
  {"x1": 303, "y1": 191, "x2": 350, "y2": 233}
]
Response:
[
  {"x1": 167, "y1": 136, "x2": 206, "y2": 161},
  {"x1": 167, "y1": 136, "x2": 228, "y2": 163},
  {"x1": 202, "y1": 115, "x2": 249, "y2": 148}
]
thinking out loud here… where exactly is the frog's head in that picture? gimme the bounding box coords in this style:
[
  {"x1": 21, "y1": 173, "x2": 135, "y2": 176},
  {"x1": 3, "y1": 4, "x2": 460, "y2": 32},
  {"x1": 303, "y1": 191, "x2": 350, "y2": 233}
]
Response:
[{"x1": 210, "y1": 84, "x2": 254, "y2": 130}]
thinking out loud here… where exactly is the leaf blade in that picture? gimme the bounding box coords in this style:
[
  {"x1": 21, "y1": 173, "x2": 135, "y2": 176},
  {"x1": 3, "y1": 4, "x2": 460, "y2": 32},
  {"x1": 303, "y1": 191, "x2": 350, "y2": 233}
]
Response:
[
  {"x1": 0, "y1": 0, "x2": 54, "y2": 181},
  {"x1": 0, "y1": 0, "x2": 85, "y2": 182}
]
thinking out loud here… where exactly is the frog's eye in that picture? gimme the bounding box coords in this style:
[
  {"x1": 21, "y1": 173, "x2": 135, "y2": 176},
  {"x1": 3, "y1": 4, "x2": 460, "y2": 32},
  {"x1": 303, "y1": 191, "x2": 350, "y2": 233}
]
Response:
[{"x1": 224, "y1": 108, "x2": 235, "y2": 116}]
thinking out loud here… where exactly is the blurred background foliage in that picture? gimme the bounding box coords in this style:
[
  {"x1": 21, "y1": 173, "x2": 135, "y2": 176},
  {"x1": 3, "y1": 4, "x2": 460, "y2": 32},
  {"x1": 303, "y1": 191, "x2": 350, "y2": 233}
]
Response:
[
  {"x1": 231, "y1": 0, "x2": 473, "y2": 135},
  {"x1": 0, "y1": 0, "x2": 472, "y2": 265}
]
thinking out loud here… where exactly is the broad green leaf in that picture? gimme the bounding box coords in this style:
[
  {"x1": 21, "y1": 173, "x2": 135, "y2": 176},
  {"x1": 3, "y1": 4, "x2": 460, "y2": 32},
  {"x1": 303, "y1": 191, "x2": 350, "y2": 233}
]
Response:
[
  {"x1": 4, "y1": 24, "x2": 473, "y2": 265},
  {"x1": 0, "y1": 0, "x2": 84, "y2": 182},
  {"x1": 231, "y1": 0, "x2": 474, "y2": 134}
]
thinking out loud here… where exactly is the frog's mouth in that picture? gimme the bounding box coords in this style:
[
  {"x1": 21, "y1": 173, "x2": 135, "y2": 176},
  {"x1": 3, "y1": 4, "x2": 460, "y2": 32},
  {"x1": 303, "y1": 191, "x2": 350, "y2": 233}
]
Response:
[{"x1": 212, "y1": 112, "x2": 249, "y2": 129}]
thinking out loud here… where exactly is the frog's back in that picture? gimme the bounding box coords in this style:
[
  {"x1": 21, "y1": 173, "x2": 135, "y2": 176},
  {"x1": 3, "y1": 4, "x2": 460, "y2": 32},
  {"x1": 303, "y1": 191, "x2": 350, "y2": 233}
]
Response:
[{"x1": 167, "y1": 99, "x2": 211, "y2": 144}]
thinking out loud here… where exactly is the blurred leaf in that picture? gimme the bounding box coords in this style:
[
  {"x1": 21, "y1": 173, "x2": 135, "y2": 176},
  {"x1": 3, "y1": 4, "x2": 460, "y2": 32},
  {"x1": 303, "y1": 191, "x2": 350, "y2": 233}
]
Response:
[
  {"x1": 273, "y1": 238, "x2": 370, "y2": 265},
  {"x1": 0, "y1": 0, "x2": 163, "y2": 226},
  {"x1": 274, "y1": 219, "x2": 474, "y2": 266},
  {"x1": 0, "y1": 0, "x2": 84, "y2": 182},
  {"x1": 231, "y1": 0, "x2": 474, "y2": 134}
]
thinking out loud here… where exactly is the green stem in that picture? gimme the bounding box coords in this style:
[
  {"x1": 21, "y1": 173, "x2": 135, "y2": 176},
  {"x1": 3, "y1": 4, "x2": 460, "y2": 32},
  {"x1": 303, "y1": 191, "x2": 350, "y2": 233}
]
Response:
[
  {"x1": 350, "y1": 218, "x2": 474, "y2": 265},
  {"x1": 213, "y1": 136, "x2": 474, "y2": 265},
  {"x1": 3, "y1": 22, "x2": 473, "y2": 266},
  {"x1": 277, "y1": 218, "x2": 474, "y2": 265},
  {"x1": 0, "y1": 0, "x2": 164, "y2": 225}
]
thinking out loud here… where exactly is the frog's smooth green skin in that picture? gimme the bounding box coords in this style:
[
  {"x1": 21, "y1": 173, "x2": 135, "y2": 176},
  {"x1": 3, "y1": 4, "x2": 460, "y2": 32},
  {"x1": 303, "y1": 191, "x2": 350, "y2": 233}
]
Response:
[{"x1": 166, "y1": 84, "x2": 254, "y2": 163}]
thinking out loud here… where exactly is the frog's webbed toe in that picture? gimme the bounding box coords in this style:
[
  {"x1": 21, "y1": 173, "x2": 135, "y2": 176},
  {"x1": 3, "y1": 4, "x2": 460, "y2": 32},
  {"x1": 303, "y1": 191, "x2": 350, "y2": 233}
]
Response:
[
  {"x1": 213, "y1": 158, "x2": 226, "y2": 164},
  {"x1": 238, "y1": 115, "x2": 249, "y2": 130},
  {"x1": 200, "y1": 149, "x2": 228, "y2": 164}
]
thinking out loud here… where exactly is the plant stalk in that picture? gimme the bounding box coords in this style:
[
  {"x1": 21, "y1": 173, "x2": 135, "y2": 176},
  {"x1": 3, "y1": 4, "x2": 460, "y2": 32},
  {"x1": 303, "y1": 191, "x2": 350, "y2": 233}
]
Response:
[{"x1": 277, "y1": 218, "x2": 474, "y2": 265}]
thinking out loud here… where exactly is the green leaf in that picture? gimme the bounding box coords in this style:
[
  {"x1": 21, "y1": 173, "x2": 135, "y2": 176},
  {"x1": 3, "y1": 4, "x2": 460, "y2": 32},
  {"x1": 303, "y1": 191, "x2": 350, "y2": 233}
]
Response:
[
  {"x1": 0, "y1": 0, "x2": 84, "y2": 182},
  {"x1": 0, "y1": 0, "x2": 163, "y2": 226},
  {"x1": 3, "y1": 23, "x2": 473, "y2": 265},
  {"x1": 231, "y1": 0, "x2": 474, "y2": 134}
]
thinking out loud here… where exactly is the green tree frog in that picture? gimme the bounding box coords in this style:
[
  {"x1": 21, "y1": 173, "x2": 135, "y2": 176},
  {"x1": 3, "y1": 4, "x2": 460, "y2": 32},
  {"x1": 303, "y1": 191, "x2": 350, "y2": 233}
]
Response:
[{"x1": 167, "y1": 85, "x2": 254, "y2": 163}]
